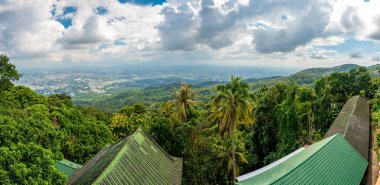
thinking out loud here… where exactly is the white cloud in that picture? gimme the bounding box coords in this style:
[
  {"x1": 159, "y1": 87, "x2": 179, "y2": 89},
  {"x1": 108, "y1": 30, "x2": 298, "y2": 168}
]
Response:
[
  {"x1": 372, "y1": 56, "x2": 380, "y2": 61},
  {"x1": 0, "y1": 0, "x2": 162, "y2": 63},
  {"x1": 369, "y1": 16, "x2": 380, "y2": 40},
  {"x1": 60, "y1": 15, "x2": 111, "y2": 47},
  {"x1": 1, "y1": 0, "x2": 380, "y2": 68},
  {"x1": 309, "y1": 49, "x2": 337, "y2": 60},
  {"x1": 0, "y1": 0, "x2": 64, "y2": 58},
  {"x1": 350, "y1": 52, "x2": 363, "y2": 58},
  {"x1": 328, "y1": 0, "x2": 380, "y2": 41},
  {"x1": 310, "y1": 36, "x2": 345, "y2": 47}
]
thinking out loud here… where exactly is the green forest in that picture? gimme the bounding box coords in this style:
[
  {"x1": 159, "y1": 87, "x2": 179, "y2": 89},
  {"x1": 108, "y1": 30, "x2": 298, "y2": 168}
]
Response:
[{"x1": 1, "y1": 54, "x2": 380, "y2": 185}]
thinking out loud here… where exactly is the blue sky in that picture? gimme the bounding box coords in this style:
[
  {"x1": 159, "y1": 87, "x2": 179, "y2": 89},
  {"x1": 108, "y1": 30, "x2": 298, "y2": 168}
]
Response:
[
  {"x1": 54, "y1": 6, "x2": 77, "y2": 28},
  {"x1": 320, "y1": 39, "x2": 379, "y2": 55},
  {"x1": 0, "y1": 0, "x2": 380, "y2": 69},
  {"x1": 118, "y1": 0, "x2": 166, "y2": 6}
]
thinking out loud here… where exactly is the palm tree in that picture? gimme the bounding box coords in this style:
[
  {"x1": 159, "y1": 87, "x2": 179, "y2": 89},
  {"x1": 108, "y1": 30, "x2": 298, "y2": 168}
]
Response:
[
  {"x1": 215, "y1": 136, "x2": 248, "y2": 182},
  {"x1": 169, "y1": 83, "x2": 198, "y2": 122},
  {"x1": 210, "y1": 76, "x2": 253, "y2": 182}
]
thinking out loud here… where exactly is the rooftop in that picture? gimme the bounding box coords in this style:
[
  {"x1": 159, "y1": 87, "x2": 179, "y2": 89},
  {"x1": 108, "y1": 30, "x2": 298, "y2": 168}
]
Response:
[
  {"x1": 236, "y1": 147, "x2": 306, "y2": 182},
  {"x1": 55, "y1": 159, "x2": 82, "y2": 177},
  {"x1": 324, "y1": 95, "x2": 370, "y2": 160},
  {"x1": 67, "y1": 128, "x2": 183, "y2": 185},
  {"x1": 237, "y1": 134, "x2": 368, "y2": 185}
]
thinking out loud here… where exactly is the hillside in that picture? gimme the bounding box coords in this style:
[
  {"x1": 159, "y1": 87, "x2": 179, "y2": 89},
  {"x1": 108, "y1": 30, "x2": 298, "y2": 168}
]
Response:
[
  {"x1": 73, "y1": 64, "x2": 379, "y2": 112},
  {"x1": 249, "y1": 64, "x2": 380, "y2": 88},
  {"x1": 2, "y1": 53, "x2": 379, "y2": 185},
  {"x1": 283, "y1": 64, "x2": 361, "y2": 84},
  {"x1": 252, "y1": 64, "x2": 360, "y2": 86}
]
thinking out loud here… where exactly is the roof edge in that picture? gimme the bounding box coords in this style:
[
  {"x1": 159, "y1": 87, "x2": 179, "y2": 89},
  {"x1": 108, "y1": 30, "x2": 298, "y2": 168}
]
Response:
[
  {"x1": 67, "y1": 145, "x2": 112, "y2": 184},
  {"x1": 172, "y1": 157, "x2": 183, "y2": 185},
  {"x1": 56, "y1": 159, "x2": 82, "y2": 169},
  {"x1": 92, "y1": 127, "x2": 181, "y2": 184},
  {"x1": 237, "y1": 147, "x2": 306, "y2": 181},
  {"x1": 343, "y1": 96, "x2": 359, "y2": 137},
  {"x1": 272, "y1": 133, "x2": 340, "y2": 184}
]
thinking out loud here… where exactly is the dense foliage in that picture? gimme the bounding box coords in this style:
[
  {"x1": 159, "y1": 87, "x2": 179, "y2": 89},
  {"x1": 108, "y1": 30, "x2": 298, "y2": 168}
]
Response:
[
  {"x1": 103, "y1": 67, "x2": 374, "y2": 184},
  {"x1": 0, "y1": 143, "x2": 67, "y2": 185},
  {"x1": 0, "y1": 57, "x2": 113, "y2": 184},
  {"x1": 0, "y1": 55, "x2": 21, "y2": 93},
  {"x1": 1, "y1": 54, "x2": 378, "y2": 184},
  {"x1": 74, "y1": 63, "x2": 380, "y2": 112}
]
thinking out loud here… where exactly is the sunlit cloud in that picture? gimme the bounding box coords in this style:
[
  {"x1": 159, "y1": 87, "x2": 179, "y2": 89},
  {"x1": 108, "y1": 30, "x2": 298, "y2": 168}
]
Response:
[{"x1": 0, "y1": 0, "x2": 380, "y2": 68}]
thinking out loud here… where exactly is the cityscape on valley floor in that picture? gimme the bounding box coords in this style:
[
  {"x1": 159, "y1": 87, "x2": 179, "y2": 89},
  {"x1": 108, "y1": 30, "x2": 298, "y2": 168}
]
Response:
[{"x1": 1, "y1": 0, "x2": 380, "y2": 184}]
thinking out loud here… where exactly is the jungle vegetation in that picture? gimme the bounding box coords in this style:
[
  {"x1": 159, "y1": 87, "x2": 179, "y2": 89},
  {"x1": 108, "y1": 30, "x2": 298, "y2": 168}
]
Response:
[{"x1": 0, "y1": 54, "x2": 378, "y2": 184}]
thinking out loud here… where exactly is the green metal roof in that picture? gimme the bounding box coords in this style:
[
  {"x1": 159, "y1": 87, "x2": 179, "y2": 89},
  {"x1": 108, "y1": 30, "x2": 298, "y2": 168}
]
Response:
[
  {"x1": 55, "y1": 159, "x2": 82, "y2": 177},
  {"x1": 237, "y1": 134, "x2": 368, "y2": 185},
  {"x1": 68, "y1": 128, "x2": 183, "y2": 185},
  {"x1": 324, "y1": 95, "x2": 370, "y2": 160}
]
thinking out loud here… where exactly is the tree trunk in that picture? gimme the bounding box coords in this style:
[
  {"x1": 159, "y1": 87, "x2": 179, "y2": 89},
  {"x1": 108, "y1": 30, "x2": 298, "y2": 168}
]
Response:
[{"x1": 232, "y1": 131, "x2": 236, "y2": 183}]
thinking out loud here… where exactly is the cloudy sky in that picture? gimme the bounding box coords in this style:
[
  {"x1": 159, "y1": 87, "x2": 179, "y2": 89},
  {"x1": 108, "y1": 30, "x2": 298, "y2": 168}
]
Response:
[{"x1": 1, "y1": 0, "x2": 380, "y2": 69}]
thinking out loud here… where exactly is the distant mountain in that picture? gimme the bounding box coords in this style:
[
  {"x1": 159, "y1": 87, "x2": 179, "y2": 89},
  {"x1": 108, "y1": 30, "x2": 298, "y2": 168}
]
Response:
[
  {"x1": 244, "y1": 76, "x2": 283, "y2": 83},
  {"x1": 192, "y1": 81, "x2": 224, "y2": 88},
  {"x1": 368, "y1": 64, "x2": 380, "y2": 76},
  {"x1": 73, "y1": 63, "x2": 379, "y2": 112},
  {"x1": 246, "y1": 64, "x2": 380, "y2": 89},
  {"x1": 295, "y1": 64, "x2": 361, "y2": 75},
  {"x1": 369, "y1": 64, "x2": 380, "y2": 69},
  {"x1": 281, "y1": 64, "x2": 361, "y2": 85}
]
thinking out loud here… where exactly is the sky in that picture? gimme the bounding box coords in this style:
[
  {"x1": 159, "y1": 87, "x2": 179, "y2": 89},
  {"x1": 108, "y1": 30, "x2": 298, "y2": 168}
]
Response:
[{"x1": 1, "y1": 0, "x2": 380, "y2": 69}]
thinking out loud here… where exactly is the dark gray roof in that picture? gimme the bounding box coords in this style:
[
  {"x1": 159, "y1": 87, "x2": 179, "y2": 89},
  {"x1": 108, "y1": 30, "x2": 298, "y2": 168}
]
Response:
[{"x1": 324, "y1": 95, "x2": 370, "y2": 160}]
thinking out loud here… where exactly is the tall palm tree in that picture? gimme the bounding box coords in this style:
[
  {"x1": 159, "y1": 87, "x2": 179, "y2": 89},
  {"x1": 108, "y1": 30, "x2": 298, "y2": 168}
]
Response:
[
  {"x1": 215, "y1": 136, "x2": 249, "y2": 182},
  {"x1": 169, "y1": 83, "x2": 198, "y2": 122},
  {"x1": 210, "y1": 76, "x2": 253, "y2": 182}
]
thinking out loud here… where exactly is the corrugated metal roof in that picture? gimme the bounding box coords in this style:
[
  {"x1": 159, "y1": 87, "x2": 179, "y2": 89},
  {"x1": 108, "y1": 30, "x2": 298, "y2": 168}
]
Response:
[
  {"x1": 55, "y1": 159, "x2": 82, "y2": 177},
  {"x1": 67, "y1": 128, "x2": 182, "y2": 185},
  {"x1": 324, "y1": 95, "x2": 370, "y2": 160},
  {"x1": 236, "y1": 134, "x2": 368, "y2": 185},
  {"x1": 236, "y1": 147, "x2": 306, "y2": 182}
]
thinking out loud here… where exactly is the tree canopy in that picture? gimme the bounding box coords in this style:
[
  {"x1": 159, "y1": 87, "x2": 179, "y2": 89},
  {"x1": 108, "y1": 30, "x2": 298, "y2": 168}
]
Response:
[
  {"x1": 0, "y1": 54, "x2": 377, "y2": 184},
  {"x1": 0, "y1": 55, "x2": 21, "y2": 93}
]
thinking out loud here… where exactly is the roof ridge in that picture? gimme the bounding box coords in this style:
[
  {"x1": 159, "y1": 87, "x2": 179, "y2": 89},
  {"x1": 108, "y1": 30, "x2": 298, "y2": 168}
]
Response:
[
  {"x1": 67, "y1": 145, "x2": 111, "y2": 184},
  {"x1": 343, "y1": 96, "x2": 358, "y2": 137},
  {"x1": 58, "y1": 160, "x2": 82, "y2": 168},
  {"x1": 272, "y1": 133, "x2": 339, "y2": 184},
  {"x1": 92, "y1": 128, "x2": 140, "y2": 184},
  {"x1": 140, "y1": 128, "x2": 176, "y2": 162},
  {"x1": 92, "y1": 127, "x2": 178, "y2": 184},
  {"x1": 139, "y1": 127, "x2": 184, "y2": 184}
]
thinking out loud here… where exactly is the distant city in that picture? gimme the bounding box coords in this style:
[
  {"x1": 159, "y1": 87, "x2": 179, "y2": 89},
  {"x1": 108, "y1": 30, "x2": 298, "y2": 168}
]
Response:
[{"x1": 17, "y1": 66, "x2": 298, "y2": 96}]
